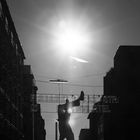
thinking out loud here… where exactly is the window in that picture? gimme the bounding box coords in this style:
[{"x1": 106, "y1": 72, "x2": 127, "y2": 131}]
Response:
[
  {"x1": 5, "y1": 17, "x2": 9, "y2": 33},
  {"x1": 0, "y1": 2, "x2": 2, "y2": 18},
  {"x1": 11, "y1": 32, "x2": 14, "y2": 45},
  {"x1": 15, "y1": 44, "x2": 19, "y2": 56}
]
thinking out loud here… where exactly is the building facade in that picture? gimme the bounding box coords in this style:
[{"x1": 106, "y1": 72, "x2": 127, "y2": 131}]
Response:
[
  {"x1": 79, "y1": 99, "x2": 104, "y2": 140},
  {"x1": 104, "y1": 46, "x2": 140, "y2": 140},
  {"x1": 0, "y1": 0, "x2": 25, "y2": 139},
  {"x1": 22, "y1": 65, "x2": 46, "y2": 140},
  {"x1": 34, "y1": 104, "x2": 46, "y2": 140},
  {"x1": 88, "y1": 100, "x2": 104, "y2": 140},
  {"x1": 0, "y1": 1, "x2": 46, "y2": 140}
]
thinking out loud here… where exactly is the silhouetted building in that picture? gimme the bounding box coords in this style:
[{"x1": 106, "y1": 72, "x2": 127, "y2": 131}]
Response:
[
  {"x1": 104, "y1": 46, "x2": 140, "y2": 140},
  {"x1": 79, "y1": 129, "x2": 90, "y2": 140},
  {"x1": 0, "y1": 1, "x2": 46, "y2": 140},
  {"x1": 103, "y1": 68, "x2": 118, "y2": 140},
  {"x1": 79, "y1": 99, "x2": 104, "y2": 140},
  {"x1": 22, "y1": 65, "x2": 46, "y2": 140},
  {"x1": 0, "y1": 0, "x2": 25, "y2": 139},
  {"x1": 22, "y1": 65, "x2": 35, "y2": 140},
  {"x1": 88, "y1": 100, "x2": 104, "y2": 140},
  {"x1": 34, "y1": 104, "x2": 46, "y2": 140}
]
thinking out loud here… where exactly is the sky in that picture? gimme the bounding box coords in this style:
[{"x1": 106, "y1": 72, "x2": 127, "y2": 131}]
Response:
[{"x1": 6, "y1": 0, "x2": 140, "y2": 140}]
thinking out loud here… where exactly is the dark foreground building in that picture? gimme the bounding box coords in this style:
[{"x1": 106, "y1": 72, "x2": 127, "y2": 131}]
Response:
[
  {"x1": 0, "y1": 0, "x2": 25, "y2": 139},
  {"x1": 0, "y1": 0, "x2": 46, "y2": 140},
  {"x1": 79, "y1": 46, "x2": 140, "y2": 140},
  {"x1": 79, "y1": 99, "x2": 104, "y2": 140},
  {"x1": 88, "y1": 101, "x2": 104, "y2": 140},
  {"x1": 22, "y1": 65, "x2": 46, "y2": 140},
  {"x1": 104, "y1": 46, "x2": 140, "y2": 140}
]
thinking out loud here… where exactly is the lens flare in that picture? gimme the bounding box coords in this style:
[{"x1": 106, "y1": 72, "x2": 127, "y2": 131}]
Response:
[{"x1": 68, "y1": 107, "x2": 73, "y2": 113}]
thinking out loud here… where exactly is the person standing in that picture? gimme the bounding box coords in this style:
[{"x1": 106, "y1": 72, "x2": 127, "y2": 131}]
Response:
[{"x1": 57, "y1": 91, "x2": 84, "y2": 140}]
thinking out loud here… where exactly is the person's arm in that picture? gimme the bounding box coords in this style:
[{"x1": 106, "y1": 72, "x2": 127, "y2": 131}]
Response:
[{"x1": 71, "y1": 91, "x2": 84, "y2": 107}]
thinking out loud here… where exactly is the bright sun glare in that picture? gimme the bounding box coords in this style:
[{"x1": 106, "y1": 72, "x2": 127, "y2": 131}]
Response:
[
  {"x1": 53, "y1": 20, "x2": 91, "y2": 56},
  {"x1": 68, "y1": 107, "x2": 73, "y2": 113}
]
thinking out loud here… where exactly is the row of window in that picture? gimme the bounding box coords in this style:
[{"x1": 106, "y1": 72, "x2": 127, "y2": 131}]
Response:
[
  {"x1": 0, "y1": 87, "x2": 23, "y2": 131},
  {"x1": 0, "y1": 0, "x2": 24, "y2": 133},
  {"x1": 0, "y1": 0, "x2": 23, "y2": 62},
  {"x1": 0, "y1": 1, "x2": 2, "y2": 17}
]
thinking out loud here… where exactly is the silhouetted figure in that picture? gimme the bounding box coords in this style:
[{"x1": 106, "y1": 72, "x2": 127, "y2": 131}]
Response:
[{"x1": 58, "y1": 91, "x2": 84, "y2": 140}]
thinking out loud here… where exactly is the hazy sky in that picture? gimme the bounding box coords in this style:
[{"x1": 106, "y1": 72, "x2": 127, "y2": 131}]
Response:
[
  {"x1": 6, "y1": 0, "x2": 140, "y2": 140},
  {"x1": 6, "y1": 0, "x2": 140, "y2": 81}
]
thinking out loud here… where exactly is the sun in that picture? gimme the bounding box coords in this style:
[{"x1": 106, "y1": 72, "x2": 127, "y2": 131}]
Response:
[{"x1": 52, "y1": 19, "x2": 91, "y2": 56}]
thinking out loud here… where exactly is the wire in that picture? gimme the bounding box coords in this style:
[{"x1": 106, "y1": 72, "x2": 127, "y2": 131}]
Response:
[
  {"x1": 36, "y1": 79, "x2": 103, "y2": 87},
  {"x1": 34, "y1": 73, "x2": 105, "y2": 79},
  {"x1": 64, "y1": 83, "x2": 103, "y2": 87}
]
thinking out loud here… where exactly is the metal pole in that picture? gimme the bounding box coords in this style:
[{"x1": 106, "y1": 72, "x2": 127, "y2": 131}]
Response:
[
  {"x1": 55, "y1": 121, "x2": 58, "y2": 140},
  {"x1": 32, "y1": 110, "x2": 34, "y2": 140},
  {"x1": 88, "y1": 95, "x2": 89, "y2": 113},
  {"x1": 58, "y1": 83, "x2": 60, "y2": 104}
]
